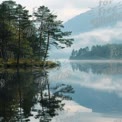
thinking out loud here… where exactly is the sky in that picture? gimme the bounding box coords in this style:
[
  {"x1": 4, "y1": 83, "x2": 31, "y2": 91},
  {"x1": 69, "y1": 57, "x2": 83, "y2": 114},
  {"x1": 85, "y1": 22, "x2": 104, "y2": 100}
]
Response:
[{"x1": 0, "y1": 0, "x2": 98, "y2": 22}]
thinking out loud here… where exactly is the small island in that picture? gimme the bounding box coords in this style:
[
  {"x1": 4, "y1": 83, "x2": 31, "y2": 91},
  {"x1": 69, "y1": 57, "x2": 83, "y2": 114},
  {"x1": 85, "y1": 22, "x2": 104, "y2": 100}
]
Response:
[{"x1": 70, "y1": 44, "x2": 122, "y2": 60}]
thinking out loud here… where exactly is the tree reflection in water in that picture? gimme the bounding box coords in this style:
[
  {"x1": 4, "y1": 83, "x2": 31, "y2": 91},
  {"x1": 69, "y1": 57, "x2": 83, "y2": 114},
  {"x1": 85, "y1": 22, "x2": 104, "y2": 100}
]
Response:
[
  {"x1": 0, "y1": 68, "x2": 74, "y2": 122},
  {"x1": 71, "y1": 61, "x2": 122, "y2": 74}
]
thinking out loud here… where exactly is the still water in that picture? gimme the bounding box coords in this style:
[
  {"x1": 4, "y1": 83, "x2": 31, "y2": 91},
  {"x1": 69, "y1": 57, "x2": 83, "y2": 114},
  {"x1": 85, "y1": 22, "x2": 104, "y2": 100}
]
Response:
[{"x1": 0, "y1": 60, "x2": 122, "y2": 122}]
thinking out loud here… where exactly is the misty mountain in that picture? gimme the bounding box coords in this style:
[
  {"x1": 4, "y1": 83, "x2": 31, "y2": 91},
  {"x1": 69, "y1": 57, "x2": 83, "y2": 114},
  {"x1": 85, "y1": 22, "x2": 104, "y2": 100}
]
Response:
[
  {"x1": 63, "y1": 3, "x2": 122, "y2": 35},
  {"x1": 50, "y1": 4, "x2": 122, "y2": 59}
]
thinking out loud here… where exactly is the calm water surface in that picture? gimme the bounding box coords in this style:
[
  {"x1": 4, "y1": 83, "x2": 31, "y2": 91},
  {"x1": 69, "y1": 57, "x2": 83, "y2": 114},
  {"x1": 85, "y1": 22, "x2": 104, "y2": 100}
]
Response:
[{"x1": 0, "y1": 60, "x2": 122, "y2": 122}]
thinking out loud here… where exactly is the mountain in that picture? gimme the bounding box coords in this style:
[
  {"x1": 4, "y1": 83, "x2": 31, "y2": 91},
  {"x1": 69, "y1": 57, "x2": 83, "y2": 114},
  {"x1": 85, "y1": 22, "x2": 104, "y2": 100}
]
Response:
[
  {"x1": 63, "y1": 10, "x2": 93, "y2": 35},
  {"x1": 63, "y1": 6, "x2": 121, "y2": 35},
  {"x1": 50, "y1": 4, "x2": 122, "y2": 59}
]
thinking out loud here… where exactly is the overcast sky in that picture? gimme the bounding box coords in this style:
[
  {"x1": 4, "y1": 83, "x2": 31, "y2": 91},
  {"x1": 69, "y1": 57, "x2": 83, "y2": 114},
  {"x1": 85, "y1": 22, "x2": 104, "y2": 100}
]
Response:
[{"x1": 0, "y1": 0, "x2": 98, "y2": 22}]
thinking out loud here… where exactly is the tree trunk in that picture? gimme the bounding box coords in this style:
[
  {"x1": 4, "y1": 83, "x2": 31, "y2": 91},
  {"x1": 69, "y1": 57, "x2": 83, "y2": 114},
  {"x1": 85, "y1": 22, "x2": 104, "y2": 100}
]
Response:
[
  {"x1": 43, "y1": 32, "x2": 50, "y2": 67},
  {"x1": 39, "y1": 32, "x2": 42, "y2": 60},
  {"x1": 17, "y1": 16, "x2": 21, "y2": 68}
]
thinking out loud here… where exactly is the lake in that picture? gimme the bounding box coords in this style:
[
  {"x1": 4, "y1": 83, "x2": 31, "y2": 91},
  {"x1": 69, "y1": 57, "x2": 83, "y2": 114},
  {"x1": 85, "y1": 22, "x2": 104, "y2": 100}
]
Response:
[{"x1": 0, "y1": 60, "x2": 122, "y2": 122}]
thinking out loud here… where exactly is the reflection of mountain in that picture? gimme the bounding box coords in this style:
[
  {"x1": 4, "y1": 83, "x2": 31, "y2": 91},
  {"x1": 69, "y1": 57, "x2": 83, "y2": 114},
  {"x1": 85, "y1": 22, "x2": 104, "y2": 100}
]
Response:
[
  {"x1": 72, "y1": 84, "x2": 122, "y2": 114},
  {"x1": 69, "y1": 61, "x2": 122, "y2": 114},
  {"x1": 71, "y1": 61, "x2": 122, "y2": 75}
]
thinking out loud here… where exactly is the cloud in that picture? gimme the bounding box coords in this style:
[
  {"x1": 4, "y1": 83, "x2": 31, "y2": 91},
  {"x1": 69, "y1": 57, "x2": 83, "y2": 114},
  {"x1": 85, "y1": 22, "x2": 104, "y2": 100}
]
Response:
[
  {"x1": 49, "y1": 21, "x2": 122, "y2": 59},
  {"x1": 41, "y1": 0, "x2": 98, "y2": 9},
  {"x1": 54, "y1": 8, "x2": 90, "y2": 22},
  {"x1": 72, "y1": 21, "x2": 122, "y2": 49},
  {"x1": 0, "y1": 0, "x2": 96, "y2": 21},
  {"x1": 38, "y1": 0, "x2": 92, "y2": 21},
  {"x1": 43, "y1": 0, "x2": 96, "y2": 21}
]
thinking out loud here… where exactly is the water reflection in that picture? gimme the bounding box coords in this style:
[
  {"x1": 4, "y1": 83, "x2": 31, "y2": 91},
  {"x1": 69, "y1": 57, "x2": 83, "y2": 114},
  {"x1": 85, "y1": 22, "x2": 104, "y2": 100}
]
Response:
[
  {"x1": 1, "y1": 61, "x2": 122, "y2": 122},
  {"x1": 69, "y1": 61, "x2": 122, "y2": 114},
  {"x1": 0, "y1": 68, "x2": 74, "y2": 122},
  {"x1": 71, "y1": 61, "x2": 122, "y2": 74}
]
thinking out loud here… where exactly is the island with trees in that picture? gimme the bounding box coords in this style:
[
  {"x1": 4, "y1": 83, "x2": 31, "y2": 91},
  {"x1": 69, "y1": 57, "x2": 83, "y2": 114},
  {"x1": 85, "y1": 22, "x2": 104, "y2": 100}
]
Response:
[
  {"x1": 0, "y1": 0, "x2": 73, "y2": 68},
  {"x1": 70, "y1": 44, "x2": 122, "y2": 60}
]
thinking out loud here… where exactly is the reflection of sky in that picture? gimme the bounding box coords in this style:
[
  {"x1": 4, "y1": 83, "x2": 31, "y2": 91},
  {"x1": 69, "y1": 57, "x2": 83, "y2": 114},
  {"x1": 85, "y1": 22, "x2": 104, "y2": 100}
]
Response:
[
  {"x1": 52, "y1": 111, "x2": 121, "y2": 122},
  {"x1": 48, "y1": 61, "x2": 122, "y2": 121},
  {"x1": 49, "y1": 61, "x2": 122, "y2": 98},
  {"x1": 51, "y1": 99, "x2": 122, "y2": 122}
]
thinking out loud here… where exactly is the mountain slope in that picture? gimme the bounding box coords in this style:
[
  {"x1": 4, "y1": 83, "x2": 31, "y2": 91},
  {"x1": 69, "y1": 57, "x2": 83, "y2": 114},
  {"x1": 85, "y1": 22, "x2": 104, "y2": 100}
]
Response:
[
  {"x1": 64, "y1": 6, "x2": 121, "y2": 35},
  {"x1": 50, "y1": 5, "x2": 122, "y2": 59}
]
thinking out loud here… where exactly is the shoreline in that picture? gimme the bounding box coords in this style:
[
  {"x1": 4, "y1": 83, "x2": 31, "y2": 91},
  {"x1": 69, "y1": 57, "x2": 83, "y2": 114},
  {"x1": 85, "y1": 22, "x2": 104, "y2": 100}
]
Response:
[{"x1": 0, "y1": 59, "x2": 59, "y2": 69}]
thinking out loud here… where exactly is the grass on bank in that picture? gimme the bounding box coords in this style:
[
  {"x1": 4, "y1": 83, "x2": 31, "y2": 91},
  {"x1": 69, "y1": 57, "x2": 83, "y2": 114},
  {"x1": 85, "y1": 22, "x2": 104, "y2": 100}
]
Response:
[{"x1": 0, "y1": 58, "x2": 59, "y2": 69}]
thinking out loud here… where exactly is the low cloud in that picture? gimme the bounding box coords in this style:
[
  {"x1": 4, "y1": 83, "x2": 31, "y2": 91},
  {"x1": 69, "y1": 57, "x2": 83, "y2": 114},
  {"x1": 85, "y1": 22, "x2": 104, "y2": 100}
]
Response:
[
  {"x1": 50, "y1": 21, "x2": 122, "y2": 59},
  {"x1": 72, "y1": 21, "x2": 122, "y2": 49}
]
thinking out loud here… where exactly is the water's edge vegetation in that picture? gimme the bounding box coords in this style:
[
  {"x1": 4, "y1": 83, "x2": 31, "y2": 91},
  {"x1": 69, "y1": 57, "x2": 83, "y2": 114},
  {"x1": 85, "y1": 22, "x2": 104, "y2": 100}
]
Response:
[
  {"x1": 0, "y1": 58, "x2": 59, "y2": 69},
  {"x1": 0, "y1": 0, "x2": 73, "y2": 69},
  {"x1": 70, "y1": 44, "x2": 122, "y2": 60}
]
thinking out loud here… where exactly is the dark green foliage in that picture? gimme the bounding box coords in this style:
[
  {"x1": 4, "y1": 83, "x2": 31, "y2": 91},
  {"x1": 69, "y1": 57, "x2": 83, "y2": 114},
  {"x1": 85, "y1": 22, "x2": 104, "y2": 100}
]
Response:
[
  {"x1": 70, "y1": 44, "x2": 122, "y2": 60},
  {"x1": 0, "y1": 1, "x2": 73, "y2": 66},
  {"x1": 34, "y1": 6, "x2": 74, "y2": 62},
  {"x1": 0, "y1": 69, "x2": 74, "y2": 121}
]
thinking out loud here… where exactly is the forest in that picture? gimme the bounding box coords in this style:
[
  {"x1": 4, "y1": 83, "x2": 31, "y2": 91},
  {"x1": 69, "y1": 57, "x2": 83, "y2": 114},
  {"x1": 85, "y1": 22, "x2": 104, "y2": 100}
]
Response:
[
  {"x1": 0, "y1": 0, "x2": 73, "y2": 67},
  {"x1": 70, "y1": 44, "x2": 122, "y2": 60}
]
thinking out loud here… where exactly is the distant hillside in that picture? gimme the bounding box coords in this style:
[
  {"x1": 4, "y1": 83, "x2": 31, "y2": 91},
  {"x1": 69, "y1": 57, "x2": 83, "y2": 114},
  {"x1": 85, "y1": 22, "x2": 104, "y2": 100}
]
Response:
[
  {"x1": 64, "y1": 5, "x2": 121, "y2": 35},
  {"x1": 70, "y1": 44, "x2": 122, "y2": 60},
  {"x1": 50, "y1": 3, "x2": 122, "y2": 59}
]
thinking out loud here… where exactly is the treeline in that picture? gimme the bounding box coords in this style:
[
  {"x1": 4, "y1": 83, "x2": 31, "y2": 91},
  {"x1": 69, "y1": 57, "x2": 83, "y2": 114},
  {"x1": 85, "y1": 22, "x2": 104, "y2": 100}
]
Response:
[
  {"x1": 70, "y1": 44, "x2": 122, "y2": 59},
  {"x1": 0, "y1": 1, "x2": 73, "y2": 66}
]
